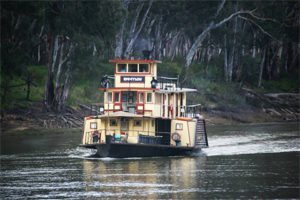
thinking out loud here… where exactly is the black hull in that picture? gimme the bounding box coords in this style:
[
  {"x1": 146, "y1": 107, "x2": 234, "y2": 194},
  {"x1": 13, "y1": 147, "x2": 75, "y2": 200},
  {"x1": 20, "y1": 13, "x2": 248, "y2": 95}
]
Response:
[{"x1": 80, "y1": 143, "x2": 201, "y2": 158}]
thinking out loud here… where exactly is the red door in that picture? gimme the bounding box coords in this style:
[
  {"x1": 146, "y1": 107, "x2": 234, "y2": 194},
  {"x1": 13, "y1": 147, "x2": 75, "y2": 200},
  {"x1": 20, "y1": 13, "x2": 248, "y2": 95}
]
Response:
[
  {"x1": 136, "y1": 91, "x2": 144, "y2": 114},
  {"x1": 113, "y1": 91, "x2": 122, "y2": 111}
]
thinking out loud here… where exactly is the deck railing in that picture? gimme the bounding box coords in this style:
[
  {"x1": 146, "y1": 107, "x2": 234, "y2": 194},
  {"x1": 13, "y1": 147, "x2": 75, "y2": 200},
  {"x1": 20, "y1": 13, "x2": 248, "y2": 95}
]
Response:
[
  {"x1": 103, "y1": 103, "x2": 201, "y2": 118},
  {"x1": 82, "y1": 129, "x2": 171, "y2": 145}
]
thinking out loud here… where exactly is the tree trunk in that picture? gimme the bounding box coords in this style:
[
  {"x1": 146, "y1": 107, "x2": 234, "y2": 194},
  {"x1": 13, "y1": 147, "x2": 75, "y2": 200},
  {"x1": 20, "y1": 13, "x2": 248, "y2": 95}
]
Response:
[
  {"x1": 184, "y1": 8, "x2": 255, "y2": 69},
  {"x1": 168, "y1": 31, "x2": 181, "y2": 59},
  {"x1": 114, "y1": 2, "x2": 128, "y2": 59},
  {"x1": 273, "y1": 42, "x2": 282, "y2": 80},
  {"x1": 26, "y1": 72, "x2": 31, "y2": 101},
  {"x1": 115, "y1": 18, "x2": 126, "y2": 59},
  {"x1": 124, "y1": 0, "x2": 153, "y2": 59},
  {"x1": 227, "y1": 12, "x2": 238, "y2": 82},
  {"x1": 54, "y1": 41, "x2": 75, "y2": 113},
  {"x1": 44, "y1": 34, "x2": 57, "y2": 110},
  {"x1": 58, "y1": 61, "x2": 72, "y2": 113},
  {"x1": 252, "y1": 32, "x2": 256, "y2": 58},
  {"x1": 258, "y1": 48, "x2": 266, "y2": 87},
  {"x1": 37, "y1": 26, "x2": 44, "y2": 63},
  {"x1": 224, "y1": 34, "x2": 228, "y2": 81},
  {"x1": 185, "y1": 22, "x2": 214, "y2": 68},
  {"x1": 154, "y1": 15, "x2": 163, "y2": 60}
]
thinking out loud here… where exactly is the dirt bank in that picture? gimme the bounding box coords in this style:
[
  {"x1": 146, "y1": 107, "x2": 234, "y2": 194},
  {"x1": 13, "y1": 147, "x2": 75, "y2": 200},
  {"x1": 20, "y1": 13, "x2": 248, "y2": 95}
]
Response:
[{"x1": 1, "y1": 90, "x2": 299, "y2": 133}]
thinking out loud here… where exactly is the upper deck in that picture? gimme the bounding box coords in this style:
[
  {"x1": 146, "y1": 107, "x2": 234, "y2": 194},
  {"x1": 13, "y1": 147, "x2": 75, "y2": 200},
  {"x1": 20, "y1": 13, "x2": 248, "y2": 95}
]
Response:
[{"x1": 97, "y1": 59, "x2": 199, "y2": 118}]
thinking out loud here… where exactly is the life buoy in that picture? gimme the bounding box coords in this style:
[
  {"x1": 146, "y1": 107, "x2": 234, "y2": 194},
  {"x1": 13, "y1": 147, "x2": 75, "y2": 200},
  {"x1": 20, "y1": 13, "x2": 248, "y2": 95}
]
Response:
[{"x1": 171, "y1": 132, "x2": 181, "y2": 141}]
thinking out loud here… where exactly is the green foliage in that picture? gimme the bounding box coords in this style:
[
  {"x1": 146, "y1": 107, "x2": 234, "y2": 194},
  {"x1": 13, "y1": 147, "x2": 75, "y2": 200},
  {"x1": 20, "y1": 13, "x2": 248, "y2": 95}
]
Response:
[
  {"x1": 159, "y1": 57, "x2": 184, "y2": 77},
  {"x1": 2, "y1": 1, "x2": 298, "y2": 114},
  {"x1": 261, "y1": 76, "x2": 299, "y2": 92},
  {"x1": 187, "y1": 78, "x2": 246, "y2": 109}
]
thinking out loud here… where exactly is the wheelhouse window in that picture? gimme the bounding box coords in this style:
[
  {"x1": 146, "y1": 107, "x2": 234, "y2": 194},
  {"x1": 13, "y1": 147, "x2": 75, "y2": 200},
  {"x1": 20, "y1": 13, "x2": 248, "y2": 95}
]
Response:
[
  {"x1": 134, "y1": 120, "x2": 141, "y2": 126},
  {"x1": 139, "y1": 64, "x2": 149, "y2": 72},
  {"x1": 146, "y1": 93, "x2": 152, "y2": 103},
  {"x1": 110, "y1": 119, "x2": 117, "y2": 126},
  {"x1": 128, "y1": 64, "x2": 138, "y2": 72},
  {"x1": 114, "y1": 92, "x2": 120, "y2": 103},
  {"x1": 90, "y1": 122, "x2": 97, "y2": 129},
  {"x1": 117, "y1": 64, "x2": 127, "y2": 72},
  {"x1": 108, "y1": 92, "x2": 112, "y2": 103},
  {"x1": 139, "y1": 93, "x2": 144, "y2": 103}
]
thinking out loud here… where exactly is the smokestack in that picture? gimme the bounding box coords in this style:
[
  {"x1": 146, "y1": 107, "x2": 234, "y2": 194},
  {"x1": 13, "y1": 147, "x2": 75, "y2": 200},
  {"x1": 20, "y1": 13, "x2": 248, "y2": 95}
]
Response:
[{"x1": 142, "y1": 50, "x2": 150, "y2": 60}]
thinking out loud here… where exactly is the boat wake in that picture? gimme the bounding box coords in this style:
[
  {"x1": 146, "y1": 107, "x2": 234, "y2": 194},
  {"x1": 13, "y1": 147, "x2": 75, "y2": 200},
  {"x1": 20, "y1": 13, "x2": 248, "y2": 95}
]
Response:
[
  {"x1": 67, "y1": 147, "x2": 97, "y2": 159},
  {"x1": 202, "y1": 131, "x2": 300, "y2": 156}
]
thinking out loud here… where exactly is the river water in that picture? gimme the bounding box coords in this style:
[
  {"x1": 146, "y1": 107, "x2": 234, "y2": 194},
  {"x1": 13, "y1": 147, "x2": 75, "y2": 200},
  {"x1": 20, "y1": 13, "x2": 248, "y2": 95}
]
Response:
[{"x1": 1, "y1": 122, "x2": 299, "y2": 199}]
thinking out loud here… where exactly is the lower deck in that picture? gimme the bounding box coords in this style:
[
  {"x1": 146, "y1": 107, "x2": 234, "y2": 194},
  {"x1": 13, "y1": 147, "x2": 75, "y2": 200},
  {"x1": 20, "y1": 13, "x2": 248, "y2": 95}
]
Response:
[{"x1": 81, "y1": 112, "x2": 208, "y2": 149}]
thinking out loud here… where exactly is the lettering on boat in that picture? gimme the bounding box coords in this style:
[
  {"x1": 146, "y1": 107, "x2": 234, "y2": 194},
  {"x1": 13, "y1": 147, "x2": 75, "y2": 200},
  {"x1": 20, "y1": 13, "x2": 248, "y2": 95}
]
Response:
[{"x1": 121, "y1": 76, "x2": 145, "y2": 83}]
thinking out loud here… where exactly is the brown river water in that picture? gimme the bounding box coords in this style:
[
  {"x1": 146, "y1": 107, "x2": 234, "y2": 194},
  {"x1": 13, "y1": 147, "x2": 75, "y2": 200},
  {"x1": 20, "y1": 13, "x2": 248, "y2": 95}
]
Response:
[{"x1": 1, "y1": 122, "x2": 299, "y2": 199}]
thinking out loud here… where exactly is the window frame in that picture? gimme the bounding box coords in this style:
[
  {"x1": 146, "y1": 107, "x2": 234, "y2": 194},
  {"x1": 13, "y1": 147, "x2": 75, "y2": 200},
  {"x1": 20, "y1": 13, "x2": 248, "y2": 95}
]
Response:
[
  {"x1": 117, "y1": 63, "x2": 127, "y2": 73},
  {"x1": 110, "y1": 119, "x2": 117, "y2": 126},
  {"x1": 146, "y1": 93, "x2": 152, "y2": 103},
  {"x1": 176, "y1": 123, "x2": 183, "y2": 130},
  {"x1": 114, "y1": 92, "x2": 120, "y2": 103},
  {"x1": 134, "y1": 120, "x2": 142, "y2": 126},
  {"x1": 90, "y1": 122, "x2": 97, "y2": 129},
  {"x1": 139, "y1": 93, "x2": 144, "y2": 103},
  {"x1": 139, "y1": 64, "x2": 149, "y2": 73},
  {"x1": 128, "y1": 64, "x2": 138, "y2": 73}
]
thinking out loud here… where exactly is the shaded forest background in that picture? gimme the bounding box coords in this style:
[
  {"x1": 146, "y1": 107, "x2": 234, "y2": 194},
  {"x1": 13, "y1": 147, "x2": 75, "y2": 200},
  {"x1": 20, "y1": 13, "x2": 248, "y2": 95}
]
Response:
[{"x1": 1, "y1": 0, "x2": 299, "y2": 124}]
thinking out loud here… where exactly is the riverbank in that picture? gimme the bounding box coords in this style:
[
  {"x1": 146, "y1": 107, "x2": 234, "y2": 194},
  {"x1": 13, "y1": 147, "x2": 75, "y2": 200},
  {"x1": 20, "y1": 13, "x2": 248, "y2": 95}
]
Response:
[{"x1": 1, "y1": 101, "x2": 84, "y2": 135}]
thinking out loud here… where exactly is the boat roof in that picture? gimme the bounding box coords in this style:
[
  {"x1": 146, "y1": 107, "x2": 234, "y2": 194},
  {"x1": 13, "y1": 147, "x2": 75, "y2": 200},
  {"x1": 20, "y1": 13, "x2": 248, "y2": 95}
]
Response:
[
  {"x1": 109, "y1": 59, "x2": 162, "y2": 64},
  {"x1": 98, "y1": 111, "x2": 155, "y2": 118},
  {"x1": 155, "y1": 88, "x2": 198, "y2": 93}
]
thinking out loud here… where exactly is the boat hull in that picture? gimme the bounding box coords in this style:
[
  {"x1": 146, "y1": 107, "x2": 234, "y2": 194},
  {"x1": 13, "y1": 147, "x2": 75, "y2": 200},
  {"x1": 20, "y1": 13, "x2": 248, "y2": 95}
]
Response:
[{"x1": 80, "y1": 143, "x2": 201, "y2": 158}]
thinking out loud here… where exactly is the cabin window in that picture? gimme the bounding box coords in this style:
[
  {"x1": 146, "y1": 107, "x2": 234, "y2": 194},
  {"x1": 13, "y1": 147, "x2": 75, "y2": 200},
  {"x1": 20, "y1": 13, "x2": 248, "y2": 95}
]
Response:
[
  {"x1": 90, "y1": 122, "x2": 97, "y2": 129},
  {"x1": 117, "y1": 64, "x2": 127, "y2": 72},
  {"x1": 139, "y1": 93, "x2": 144, "y2": 103},
  {"x1": 108, "y1": 92, "x2": 112, "y2": 103},
  {"x1": 110, "y1": 119, "x2": 117, "y2": 126},
  {"x1": 139, "y1": 64, "x2": 149, "y2": 72},
  {"x1": 146, "y1": 93, "x2": 152, "y2": 103},
  {"x1": 128, "y1": 64, "x2": 138, "y2": 72},
  {"x1": 134, "y1": 120, "x2": 141, "y2": 126},
  {"x1": 176, "y1": 123, "x2": 183, "y2": 130},
  {"x1": 122, "y1": 93, "x2": 127, "y2": 102},
  {"x1": 114, "y1": 92, "x2": 120, "y2": 103}
]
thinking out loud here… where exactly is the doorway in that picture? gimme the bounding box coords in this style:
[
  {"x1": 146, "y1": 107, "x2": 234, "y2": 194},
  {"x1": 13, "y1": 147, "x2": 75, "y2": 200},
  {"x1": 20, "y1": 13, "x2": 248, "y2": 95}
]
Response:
[{"x1": 155, "y1": 119, "x2": 171, "y2": 145}]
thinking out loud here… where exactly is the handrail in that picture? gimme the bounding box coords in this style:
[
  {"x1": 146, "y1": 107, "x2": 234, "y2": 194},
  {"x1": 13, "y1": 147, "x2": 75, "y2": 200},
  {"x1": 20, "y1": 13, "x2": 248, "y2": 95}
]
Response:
[
  {"x1": 157, "y1": 76, "x2": 178, "y2": 80},
  {"x1": 103, "y1": 103, "x2": 201, "y2": 118},
  {"x1": 82, "y1": 129, "x2": 172, "y2": 145}
]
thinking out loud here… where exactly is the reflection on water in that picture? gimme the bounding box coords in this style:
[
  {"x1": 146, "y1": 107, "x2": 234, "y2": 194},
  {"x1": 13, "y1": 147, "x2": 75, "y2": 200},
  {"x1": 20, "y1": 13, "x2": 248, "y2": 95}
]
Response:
[
  {"x1": 82, "y1": 156, "x2": 208, "y2": 199},
  {"x1": 0, "y1": 122, "x2": 299, "y2": 199}
]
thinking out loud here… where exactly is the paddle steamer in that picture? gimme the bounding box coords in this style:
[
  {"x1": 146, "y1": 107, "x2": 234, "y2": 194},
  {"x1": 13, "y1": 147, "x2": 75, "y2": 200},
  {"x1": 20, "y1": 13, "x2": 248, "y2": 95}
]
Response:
[{"x1": 80, "y1": 59, "x2": 208, "y2": 157}]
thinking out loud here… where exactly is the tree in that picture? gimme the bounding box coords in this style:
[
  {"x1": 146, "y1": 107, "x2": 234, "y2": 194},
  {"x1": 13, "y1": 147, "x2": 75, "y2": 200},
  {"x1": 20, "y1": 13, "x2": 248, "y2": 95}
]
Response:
[
  {"x1": 42, "y1": 1, "x2": 119, "y2": 113},
  {"x1": 114, "y1": 0, "x2": 153, "y2": 59}
]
